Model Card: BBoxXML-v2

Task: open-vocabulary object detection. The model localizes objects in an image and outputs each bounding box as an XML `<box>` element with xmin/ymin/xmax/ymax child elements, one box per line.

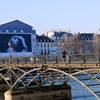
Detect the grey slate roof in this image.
<box><xmin>36</xmin><ymin>35</ymin><xmax>54</xmax><ymax>42</ymax></box>
<box><xmin>54</xmin><ymin>31</ymin><xmax>72</xmax><ymax>37</ymax></box>
<box><xmin>0</xmin><ymin>20</ymin><xmax>36</xmax><ymax>33</ymax></box>
<box><xmin>0</xmin><ymin>20</ymin><xmax>33</xmax><ymax>30</ymax></box>
<box><xmin>79</xmin><ymin>33</ymin><xmax>94</xmax><ymax>40</ymax></box>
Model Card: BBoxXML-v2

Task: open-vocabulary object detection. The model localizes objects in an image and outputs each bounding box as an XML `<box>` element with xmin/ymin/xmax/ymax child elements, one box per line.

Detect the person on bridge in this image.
<box><xmin>61</xmin><ymin>50</ymin><xmax>66</xmax><ymax>62</ymax></box>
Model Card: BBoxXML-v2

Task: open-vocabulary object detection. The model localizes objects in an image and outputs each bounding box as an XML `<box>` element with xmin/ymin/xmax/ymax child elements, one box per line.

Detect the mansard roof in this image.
<box><xmin>36</xmin><ymin>35</ymin><xmax>54</xmax><ymax>42</ymax></box>
<box><xmin>79</xmin><ymin>33</ymin><xmax>94</xmax><ymax>40</ymax></box>
<box><xmin>54</xmin><ymin>31</ymin><xmax>72</xmax><ymax>37</ymax></box>
<box><xmin>0</xmin><ymin>20</ymin><xmax>33</xmax><ymax>30</ymax></box>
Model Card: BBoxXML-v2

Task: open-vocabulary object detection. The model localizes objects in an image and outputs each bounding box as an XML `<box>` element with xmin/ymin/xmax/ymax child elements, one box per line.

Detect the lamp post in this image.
<box><xmin>8</xmin><ymin>42</ymin><xmax>12</xmax><ymax>64</ymax></box>
<box><xmin>8</xmin><ymin>41</ymin><xmax>13</xmax><ymax>89</ymax></box>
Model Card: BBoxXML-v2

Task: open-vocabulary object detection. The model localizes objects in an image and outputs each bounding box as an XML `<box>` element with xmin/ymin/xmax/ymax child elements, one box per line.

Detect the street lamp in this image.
<box><xmin>8</xmin><ymin>41</ymin><xmax>13</xmax><ymax>89</ymax></box>
<box><xmin>8</xmin><ymin>41</ymin><xmax>12</xmax><ymax>64</ymax></box>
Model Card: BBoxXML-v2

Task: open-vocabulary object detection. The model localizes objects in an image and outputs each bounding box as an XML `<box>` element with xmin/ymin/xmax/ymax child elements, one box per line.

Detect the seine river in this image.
<box><xmin>68</xmin><ymin>79</ymin><xmax>99</xmax><ymax>100</ymax></box>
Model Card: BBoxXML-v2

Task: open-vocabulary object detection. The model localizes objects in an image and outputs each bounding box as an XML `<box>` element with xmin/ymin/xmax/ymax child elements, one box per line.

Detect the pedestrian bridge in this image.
<box><xmin>0</xmin><ymin>54</ymin><xmax>100</xmax><ymax>100</ymax></box>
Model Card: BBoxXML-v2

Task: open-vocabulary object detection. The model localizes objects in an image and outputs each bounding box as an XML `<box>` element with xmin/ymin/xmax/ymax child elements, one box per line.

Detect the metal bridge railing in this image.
<box><xmin>0</xmin><ymin>53</ymin><xmax>100</xmax><ymax>64</ymax></box>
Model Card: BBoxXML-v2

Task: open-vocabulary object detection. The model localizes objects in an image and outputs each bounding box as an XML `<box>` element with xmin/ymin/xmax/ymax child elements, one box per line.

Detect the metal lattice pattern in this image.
<box><xmin>0</xmin><ymin>64</ymin><xmax>100</xmax><ymax>99</ymax></box>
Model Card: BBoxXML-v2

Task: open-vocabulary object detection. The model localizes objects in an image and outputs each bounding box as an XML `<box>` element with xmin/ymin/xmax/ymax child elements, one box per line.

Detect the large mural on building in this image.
<box><xmin>0</xmin><ymin>34</ymin><xmax>32</xmax><ymax>56</ymax></box>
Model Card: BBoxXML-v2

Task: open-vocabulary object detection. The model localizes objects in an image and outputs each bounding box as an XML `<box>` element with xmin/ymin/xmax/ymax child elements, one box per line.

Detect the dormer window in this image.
<box><xmin>88</xmin><ymin>36</ymin><xmax>90</xmax><ymax>40</ymax></box>
<box><xmin>90</xmin><ymin>36</ymin><xmax>92</xmax><ymax>40</ymax></box>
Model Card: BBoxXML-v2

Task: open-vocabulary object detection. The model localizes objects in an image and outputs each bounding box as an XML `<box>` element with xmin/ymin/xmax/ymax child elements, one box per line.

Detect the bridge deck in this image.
<box><xmin>0</xmin><ymin>63</ymin><xmax>99</xmax><ymax>69</ymax></box>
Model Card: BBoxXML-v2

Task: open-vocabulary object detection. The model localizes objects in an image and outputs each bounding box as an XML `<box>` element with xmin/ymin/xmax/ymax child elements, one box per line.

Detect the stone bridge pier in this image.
<box><xmin>4</xmin><ymin>89</ymin><xmax>13</xmax><ymax>100</ymax></box>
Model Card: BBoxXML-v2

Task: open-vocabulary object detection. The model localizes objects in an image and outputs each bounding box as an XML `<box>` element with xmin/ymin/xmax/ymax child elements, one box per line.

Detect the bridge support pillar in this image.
<box><xmin>4</xmin><ymin>89</ymin><xmax>13</xmax><ymax>100</ymax></box>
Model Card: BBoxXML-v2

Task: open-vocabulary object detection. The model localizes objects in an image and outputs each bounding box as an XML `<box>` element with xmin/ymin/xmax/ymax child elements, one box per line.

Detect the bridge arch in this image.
<box><xmin>0</xmin><ymin>67</ymin><xmax>27</xmax><ymax>88</ymax></box>
<box><xmin>12</xmin><ymin>68</ymin><xmax>41</xmax><ymax>88</ymax></box>
<box><xmin>47</xmin><ymin>68</ymin><xmax>100</xmax><ymax>100</ymax></box>
<box><xmin>12</xmin><ymin>67</ymin><xmax>100</xmax><ymax>100</ymax></box>
<box><xmin>0</xmin><ymin>66</ymin><xmax>99</xmax><ymax>99</ymax></box>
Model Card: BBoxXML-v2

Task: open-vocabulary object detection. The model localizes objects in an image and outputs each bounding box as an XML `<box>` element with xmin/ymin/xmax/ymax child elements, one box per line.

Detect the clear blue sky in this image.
<box><xmin>0</xmin><ymin>0</ymin><xmax>100</xmax><ymax>34</ymax></box>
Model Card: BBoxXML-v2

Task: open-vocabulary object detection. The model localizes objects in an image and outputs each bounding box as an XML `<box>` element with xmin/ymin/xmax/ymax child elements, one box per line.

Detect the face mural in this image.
<box><xmin>0</xmin><ymin>34</ymin><xmax>32</xmax><ymax>53</ymax></box>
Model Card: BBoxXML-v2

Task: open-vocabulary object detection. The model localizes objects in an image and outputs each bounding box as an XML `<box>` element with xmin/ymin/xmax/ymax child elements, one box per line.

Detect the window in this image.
<box><xmin>6</xmin><ymin>30</ymin><xmax>9</xmax><ymax>33</ymax></box>
<box><xmin>9</xmin><ymin>30</ymin><xmax>14</xmax><ymax>32</ymax></box>
<box><xmin>1</xmin><ymin>30</ymin><xmax>6</xmax><ymax>32</ymax></box>
<box><xmin>41</xmin><ymin>44</ymin><xmax>42</xmax><ymax>47</ymax></box>
<box><xmin>16</xmin><ymin>30</ymin><xmax>21</xmax><ymax>33</ymax></box>
<box><xmin>41</xmin><ymin>49</ymin><xmax>43</xmax><ymax>54</ymax></box>
<box><xmin>48</xmin><ymin>49</ymin><xmax>49</xmax><ymax>54</ymax></box>
<box><xmin>21</xmin><ymin>30</ymin><xmax>23</xmax><ymax>33</ymax></box>
<box><xmin>44</xmin><ymin>44</ymin><xmax>46</xmax><ymax>47</ymax></box>
<box><xmin>44</xmin><ymin>49</ymin><xmax>46</xmax><ymax>54</ymax></box>
<box><xmin>48</xmin><ymin>44</ymin><xmax>49</xmax><ymax>47</ymax></box>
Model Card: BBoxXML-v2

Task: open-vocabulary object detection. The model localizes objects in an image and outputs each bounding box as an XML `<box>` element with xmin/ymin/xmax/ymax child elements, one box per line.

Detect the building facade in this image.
<box><xmin>46</xmin><ymin>30</ymin><xmax>73</xmax><ymax>54</ymax></box>
<box><xmin>36</xmin><ymin>34</ymin><xmax>56</xmax><ymax>55</ymax></box>
<box><xmin>46</xmin><ymin>30</ymin><xmax>72</xmax><ymax>44</ymax></box>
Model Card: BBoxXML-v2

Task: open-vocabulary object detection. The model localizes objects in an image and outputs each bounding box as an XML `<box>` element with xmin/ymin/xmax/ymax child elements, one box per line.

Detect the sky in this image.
<box><xmin>0</xmin><ymin>0</ymin><xmax>100</xmax><ymax>34</ymax></box>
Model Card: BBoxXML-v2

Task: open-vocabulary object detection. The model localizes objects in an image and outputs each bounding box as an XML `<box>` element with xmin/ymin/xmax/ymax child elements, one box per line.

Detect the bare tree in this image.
<box><xmin>93</xmin><ymin>34</ymin><xmax>100</xmax><ymax>53</ymax></box>
<box><xmin>60</xmin><ymin>34</ymin><xmax>75</xmax><ymax>54</ymax></box>
<box><xmin>60</xmin><ymin>33</ymin><xmax>81</xmax><ymax>54</ymax></box>
<box><xmin>72</xmin><ymin>34</ymin><xmax>80</xmax><ymax>54</ymax></box>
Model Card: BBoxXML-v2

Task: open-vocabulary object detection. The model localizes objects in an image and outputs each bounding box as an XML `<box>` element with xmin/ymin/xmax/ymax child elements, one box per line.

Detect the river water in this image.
<box><xmin>68</xmin><ymin>79</ymin><xmax>98</xmax><ymax>100</ymax></box>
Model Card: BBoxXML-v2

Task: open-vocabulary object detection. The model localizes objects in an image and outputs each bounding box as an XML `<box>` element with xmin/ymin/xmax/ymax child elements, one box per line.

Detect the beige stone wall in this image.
<box><xmin>12</xmin><ymin>89</ymin><xmax>71</xmax><ymax>100</ymax></box>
